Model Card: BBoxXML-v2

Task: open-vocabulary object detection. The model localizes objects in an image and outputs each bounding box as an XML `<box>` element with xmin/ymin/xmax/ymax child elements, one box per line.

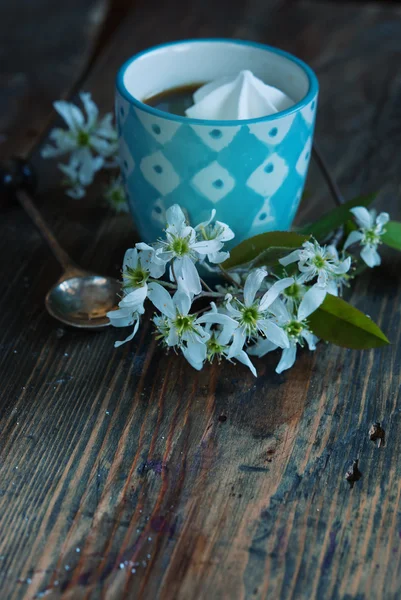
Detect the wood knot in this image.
<box><xmin>369</xmin><ymin>422</ymin><xmax>385</xmax><ymax>447</ymax></box>
<box><xmin>345</xmin><ymin>459</ymin><xmax>362</xmax><ymax>489</ymax></box>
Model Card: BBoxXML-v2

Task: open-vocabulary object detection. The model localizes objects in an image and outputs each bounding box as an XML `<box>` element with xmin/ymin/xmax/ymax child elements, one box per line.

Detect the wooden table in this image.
<box><xmin>1</xmin><ymin>1</ymin><xmax>401</xmax><ymax>598</ymax></box>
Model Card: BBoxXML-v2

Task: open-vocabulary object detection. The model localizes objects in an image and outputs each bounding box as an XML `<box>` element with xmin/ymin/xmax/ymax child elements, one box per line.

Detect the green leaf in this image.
<box><xmin>382</xmin><ymin>221</ymin><xmax>401</xmax><ymax>251</ymax></box>
<box><xmin>300</xmin><ymin>193</ymin><xmax>376</xmax><ymax>240</ymax></box>
<box><xmin>308</xmin><ymin>294</ymin><xmax>389</xmax><ymax>349</ymax></box>
<box><xmin>222</xmin><ymin>232</ymin><xmax>310</xmax><ymax>270</ymax></box>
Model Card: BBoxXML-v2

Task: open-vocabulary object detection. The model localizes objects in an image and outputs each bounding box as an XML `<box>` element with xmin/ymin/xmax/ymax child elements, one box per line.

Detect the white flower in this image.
<box><xmin>119</xmin><ymin>246</ymin><xmax>166</xmax><ymax>310</ymax></box>
<box><xmin>248</xmin><ymin>286</ymin><xmax>322</xmax><ymax>373</ymax></box>
<box><xmin>104</xmin><ymin>176</ymin><xmax>129</xmax><ymax>213</ymax></box>
<box><xmin>279</xmin><ymin>240</ymin><xmax>351</xmax><ymax>290</ymax></box>
<box><xmin>225</xmin><ymin>268</ymin><xmax>294</xmax><ymax>358</ymax></box>
<box><xmin>41</xmin><ymin>92</ymin><xmax>118</xmax><ymax>185</ymax></box>
<box><xmin>107</xmin><ymin>309</ymin><xmax>141</xmax><ymax>348</ymax></box>
<box><xmin>107</xmin><ymin>247</ymin><xmax>166</xmax><ymax>347</ymax></box>
<box><xmin>195</xmin><ymin>209</ymin><xmax>235</xmax><ymax>264</ymax></box>
<box><xmin>202</xmin><ymin>303</ymin><xmax>257</xmax><ymax>376</ymax></box>
<box><xmin>344</xmin><ymin>206</ymin><xmax>389</xmax><ymax>268</ymax></box>
<box><xmin>149</xmin><ymin>281</ymin><xmax>236</xmax><ymax>371</ymax></box>
<box><xmin>58</xmin><ymin>155</ymin><xmax>103</xmax><ymax>199</ymax></box>
<box><xmin>154</xmin><ymin>205</ymin><xmax>226</xmax><ymax>295</ymax></box>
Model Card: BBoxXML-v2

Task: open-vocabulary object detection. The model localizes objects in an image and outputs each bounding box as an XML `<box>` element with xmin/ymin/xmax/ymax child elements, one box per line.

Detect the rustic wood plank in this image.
<box><xmin>1</xmin><ymin>1</ymin><xmax>401</xmax><ymax>599</ymax></box>
<box><xmin>0</xmin><ymin>0</ymin><xmax>108</xmax><ymax>160</ymax></box>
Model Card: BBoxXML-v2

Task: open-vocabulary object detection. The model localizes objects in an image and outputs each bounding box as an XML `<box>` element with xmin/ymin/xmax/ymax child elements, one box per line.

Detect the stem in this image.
<box><xmin>312</xmin><ymin>143</ymin><xmax>345</xmax><ymax>207</ymax></box>
<box><xmin>171</xmin><ymin>262</ymin><xmax>178</xmax><ymax>285</ymax></box>
<box><xmin>200</xmin><ymin>276</ymin><xmax>214</xmax><ymax>293</ymax></box>
<box><xmin>148</xmin><ymin>278</ymin><xmax>176</xmax><ymax>289</ymax></box>
<box><xmin>193</xmin><ymin>291</ymin><xmax>226</xmax><ymax>300</ymax></box>
<box><xmin>218</xmin><ymin>264</ymin><xmax>239</xmax><ymax>287</ymax></box>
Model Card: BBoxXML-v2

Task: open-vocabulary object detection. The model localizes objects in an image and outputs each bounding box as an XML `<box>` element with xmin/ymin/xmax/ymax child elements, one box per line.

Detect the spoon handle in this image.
<box><xmin>16</xmin><ymin>187</ymin><xmax>75</xmax><ymax>273</ymax></box>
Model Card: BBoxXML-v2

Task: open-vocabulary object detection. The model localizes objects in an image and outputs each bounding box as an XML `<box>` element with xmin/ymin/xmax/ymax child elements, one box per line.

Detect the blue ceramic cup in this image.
<box><xmin>116</xmin><ymin>39</ymin><xmax>318</xmax><ymax>245</ymax></box>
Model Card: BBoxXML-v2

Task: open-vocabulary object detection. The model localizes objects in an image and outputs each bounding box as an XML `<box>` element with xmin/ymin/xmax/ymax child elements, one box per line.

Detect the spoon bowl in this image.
<box><xmin>46</xmin><ymin>273</ymin><xmax>121</xmax><ymax>329</ymax></box>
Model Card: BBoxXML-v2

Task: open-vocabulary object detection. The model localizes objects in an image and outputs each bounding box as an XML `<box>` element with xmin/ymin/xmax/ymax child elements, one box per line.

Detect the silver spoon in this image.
<box><xmin>1</xmin><ymin>159</ymin><xmax>121</xmax><ymax>329</ymax></box>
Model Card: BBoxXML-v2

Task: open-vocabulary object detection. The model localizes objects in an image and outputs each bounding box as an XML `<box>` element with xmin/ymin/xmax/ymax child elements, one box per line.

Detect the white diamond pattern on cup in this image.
<box><xmin>151</xmin><ymin>198</ymin><xmax>167</xmax><ymax>227</ymax></box>
<box><xmin>189</xmin><ymin>124</ymin><xmax>241</xmax><ymax>152</ymax></box>
<box><xmin>247</xmin><ymin>198</ymin><xmax>276</xmax><ymax>235</ymax></box>
<box><xmin>295</xmin><ymin>137</ymin><xmax>312</xmax><ymax>177</ymax></box>
<box><xmin>190</xmin><ymin>160</ymin><xmax>235</xmax><ymax>204</ymax></box>
<box><xmin>140</xmin><ymin>150</ymin><xmax>180</xmax><ymax>195</ymax></box>
<box><xmin>248</xmin><ymin>113</ymin><xmax>296</xmax><ymax>146</ymax></box>
<box><xmin>299</xmin><ymin>100</ymin><xmax>316</xmax><ymax>126</ymax></box>
<box><xmin>119</xmin><ymin>138</ymin><xmax>135</xmax><ymax>177</ymax></box>
<box><xmin>246</xmin><ymin>153</ymin><xmax>289</xmax><ymax>198</ymax></box>
<box><xmin>133</xmin><ymin>107</ymin><xmax>182</xmax><ymax>144</ymax></box>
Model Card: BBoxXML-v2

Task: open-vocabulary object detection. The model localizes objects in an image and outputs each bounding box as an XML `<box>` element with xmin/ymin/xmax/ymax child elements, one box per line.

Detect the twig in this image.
<box><xmin>148</xmin><ymin>278</ymin><xmax>176</xmax><ymax>289</ymax></box>
<box><xmin>171</xmin><ymin>262</ymin><xmax>178</xmax><ymax>284</ymax></box>
<box><xmin>200</xmin><ymin>276</ymin><xmax>214</xmax><ymax>293</ymax></box>
<box><xmin>218</xmin><ymin>264</ymin><xmax>239</xmax><ymax>287</ymax></box>
<box><xmin>193</xmin><ymin>291</ymin><xmax>226</xmax><ymax>300</ymax></box>
<box><xmin>312</xmin><ymin>143</ymin><xmax>345</xmax><ymax>207</ymax></box>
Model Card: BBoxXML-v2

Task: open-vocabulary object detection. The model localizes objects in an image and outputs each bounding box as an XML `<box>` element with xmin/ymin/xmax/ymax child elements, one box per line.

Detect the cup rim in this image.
<box><xmin>116</xmin><ymin>38</ymin><xmax>319</xmax><ymax>127</ymax></box>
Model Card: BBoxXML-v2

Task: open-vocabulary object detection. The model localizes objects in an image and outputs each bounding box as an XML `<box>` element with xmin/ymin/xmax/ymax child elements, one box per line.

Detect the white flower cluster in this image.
<box><xmin>108</xmin><ymin>204</ymin><xmax>356</xmax><ymax>376</ymax></box>
<box><xmin>344</xmin><ymin>207</ymin><xmax>389</xmax><ymax>267</ymax></box>
<box><xmin>41</xmin><ymin>93</ymin><xmax>120</xmax><ymax>201</ymax></box>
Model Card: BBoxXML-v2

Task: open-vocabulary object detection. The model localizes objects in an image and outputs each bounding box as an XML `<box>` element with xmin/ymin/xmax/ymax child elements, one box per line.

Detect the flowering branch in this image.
<box><xmin>40</xmin><ymin>94</ymin><xmax>400</xmax><ymax>376</ymax></box>
<box><xmin>105</xmin><ymin>202</ymin><xmax>393</xmax><ymax>376</ymax></box>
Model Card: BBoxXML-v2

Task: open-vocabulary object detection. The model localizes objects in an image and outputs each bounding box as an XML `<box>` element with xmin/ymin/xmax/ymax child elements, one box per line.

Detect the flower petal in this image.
<box><xmin>233</xmin><ymin>350</ymin><xmax>257</xmax><ymax>377</ymax></box>
<box><xmin>148</xmin><ymin>282</ymin><xmax>175</xmax><ymax>318</ymax></box>
<box><xmin>350</xmin><ymin>206</ymin><xmax>372</xmax><ymax>229</ymax></box>
<box><xmin>80</xmin><ymin>92</ymin><xmax>99</xmax><ymax>129</ymax></box>
<box><xmin>114</xmin><ymin>319</ymin><xmax>140</xmax><ymax>348</ymax></box>
<box><xmin>107</xmin><ymin>306</ymin><xmax>136</xmax><ymax>328</ymax></box>
<box><xmin>75</xmin><ymin>147</ymin><xmax>99</xmax><ymax>185</ymax></box>
<box><xmin>174</xmin><ymin>256</ymin><xmax>201</xmax><ymax>295</ymax></box>
<box><xmin>96</xmin><ymin>113</ymin><xmax>117</xmax><ymax>139</ymax></box>
<box><xmin>166</xmin><ymin>204</ymin><xmax>186</xmax><ymax>235</ymax></box>
<box><xmin>54</xmin><ymin>100</ymin><xmax>85</xmax><ymax>133</ymax></box>
<box><xmin>183</xmin><ymin>338</ymin><xmax>207</xmax><ymax>368</ymax></box>
<box><xmin>276</xmin><ymin>345</ymin><xmax>297</xmax><ymax>373</ymax></box>
<box><xmin>302</xmin><ymin>330</ymin><xmax>319</xmax><ymax>351</ymax></box>
<box><xmin>343</xmin><ymin>230</ymin><xmax>364</xmax><ymax>250</ymax></box>
<box><xmin>361</xmin><ymin>245</ymin><xmax>381</xmax><ymax>267</ymax></box>
<box><xmin>192</xmin><ymin>238</ymin><xmax>222</xmax><ymax>255</ymax></box>
<box><xmin>244</xmin><ymin>268</ymin><xmax>267</xmax><ymax>307</ymax></box>
<box><xmin>227</xmin><ymin>328</ymin><xmax>246</xmax><ymax>358</ymax></box>
<box><xmin>247</xmin><ymin>337</ymin><xmax>278</xmax><ymax>357</ymax></box>
<box><xmin>297</xmin><ymin>285</ymin><xmax>327</xmax><ymax>320</ymax></box>
<box><xmin>215</xmin><ymin>221</ymin><xmax>235</xmax><ymax>242</ymax></box>
<box><xmin>259</xmin><ymin>277</ymin><xmax>294</xmax><ymax>312</ymax></box>
<box><xmin>90</xmin><ymin>134</ymin><xmax>117</xmax><ymax>157</ymax></box>
<box><xmin>174</xmin><ymin>288</ymin><xmax>191</xmax><ymax>316</ymax></box>
<box><xmin>268</xmin><ymin>297</ymin><xmax>290</xmax><ymax>322</ymax></box>
<box><xmin>119</xmin><ymin>284</ymin><xmax>147</xmax><ymax>310</ymax></box>
<box><xmin>279</xmin><ymin>249</ymin><xmax>301</xmax><ymax>267</ymax></box>
<box><xmin>197</xmin><ymin>312</ymin><xmax>238</xmax><ymax>328</ymax></box>
<box><xmin>194</xmin><ymin>209</ymin><xmax>216</xmax><ymax>230</ymax></box>
<box><xmin>258</xmin><ymin>319</ymin><xmax>290</xmax><ymax>349</ymax></box>
<box><xmin>207</xmin><ymin>251</ymin><xmax>230</xmax><ymax>264</ymax></box>
<box><xmin>123</xmin><ymin>248</ymin><xmax>139</xmax><ymax>271</ymax></box>
<box><xmin>333</xmin><ymin>256</ymin><xmax>352</xmax><ymax>275</ymax></box>
<box><xmin>376</xmin><ymin>212</ymin><xmax>390</xmax><ymax>228</ymax></box>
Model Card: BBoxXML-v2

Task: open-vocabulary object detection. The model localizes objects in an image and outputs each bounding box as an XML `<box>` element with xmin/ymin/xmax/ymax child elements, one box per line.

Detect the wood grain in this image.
<box><xmin>1</xmin><ymin>1</ymin><xmax>401</xmax><ymax>599</ymax></box>
<box><xmin>0</xmin><ymin>0</ymin><xmax>108</xmax><ymax>160</ymax></box>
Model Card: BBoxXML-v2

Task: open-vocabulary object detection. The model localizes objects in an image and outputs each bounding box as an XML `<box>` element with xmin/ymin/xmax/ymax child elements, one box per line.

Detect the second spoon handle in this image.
<box><xmin>16</xmin><ymin>188</ymin><xmax>75</xmax><ymax>273</ymax></box>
